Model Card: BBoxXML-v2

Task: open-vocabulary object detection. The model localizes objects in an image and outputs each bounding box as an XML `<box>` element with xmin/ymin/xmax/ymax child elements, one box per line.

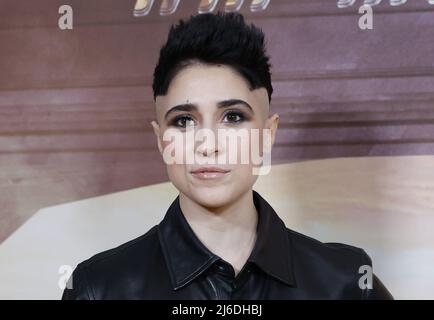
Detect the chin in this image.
<box><xmin>189</xmin><ymin>186</ymin><xmax>236</xmax><ymax>209</ymax></box>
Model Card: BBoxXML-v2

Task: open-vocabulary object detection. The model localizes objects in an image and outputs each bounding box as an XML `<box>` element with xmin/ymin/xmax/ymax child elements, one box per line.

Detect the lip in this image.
<box><xmin>190</xmin><ymin>167</ymin><xmax>230</xmax><ymax>180</ymax></box>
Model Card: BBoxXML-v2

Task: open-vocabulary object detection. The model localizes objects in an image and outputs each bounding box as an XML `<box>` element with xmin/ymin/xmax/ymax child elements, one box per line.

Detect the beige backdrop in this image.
<box><xmin>0</xmin><ymin>156</ymin><xmax>433</xmax><ymax>299</ymax></box>
<box><xmin>2</xmin><ymin>0</ymin><xmax>434</xmax><ymax>246</ymax></box>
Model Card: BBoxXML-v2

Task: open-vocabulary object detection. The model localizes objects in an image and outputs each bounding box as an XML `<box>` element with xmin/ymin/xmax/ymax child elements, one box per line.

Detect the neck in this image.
<box><xmin>179</xmin><ymin>190</ymin><xmax>258</xmax><ymax>276</ymax></box>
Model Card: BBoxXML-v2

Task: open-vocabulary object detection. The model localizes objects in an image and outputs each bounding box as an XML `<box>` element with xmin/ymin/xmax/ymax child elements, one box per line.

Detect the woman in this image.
<box><xmin>62</xmin><ymin>12</ymin><xmax>393</xmax><ymax>300</ymax></box>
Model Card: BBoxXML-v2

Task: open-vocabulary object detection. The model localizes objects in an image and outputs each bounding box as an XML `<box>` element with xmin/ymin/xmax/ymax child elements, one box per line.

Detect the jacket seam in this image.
<box><xmin>84</xmin><ymin>227</ymin><xmax>158</xmax><ymax>267</ymax></box>
<box><xmin>206</xmin><ymin>277</ymin><xmax>219</xmax><ymax>300</ymax></box>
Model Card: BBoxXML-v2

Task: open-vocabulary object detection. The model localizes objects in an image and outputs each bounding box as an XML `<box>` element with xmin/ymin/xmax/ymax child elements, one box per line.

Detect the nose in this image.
<box><xmin>195</xmin><ymin>128</ymin><xmax>219</xmax><ymax>157</ymax></box>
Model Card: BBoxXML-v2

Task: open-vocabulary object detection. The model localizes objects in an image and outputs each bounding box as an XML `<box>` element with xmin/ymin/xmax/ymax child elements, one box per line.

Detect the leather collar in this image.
<box><xmin>158</xmin><ymin>190</ymin><xmax>296</xmax><ymax>290</ymax></box>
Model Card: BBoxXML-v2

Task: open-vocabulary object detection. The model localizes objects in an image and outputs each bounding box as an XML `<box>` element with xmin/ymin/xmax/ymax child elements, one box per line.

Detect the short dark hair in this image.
<box><xmin>152</xmin><ymin>11</ymin><xmax>273</xmax><ymax>102</ymax></box>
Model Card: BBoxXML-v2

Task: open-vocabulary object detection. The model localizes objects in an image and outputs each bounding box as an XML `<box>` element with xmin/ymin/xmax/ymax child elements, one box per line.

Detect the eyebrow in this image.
<box><xmin>164</xmin><ymin>99</ymin><xmax>253</xmax><ymax>120</ymax></box>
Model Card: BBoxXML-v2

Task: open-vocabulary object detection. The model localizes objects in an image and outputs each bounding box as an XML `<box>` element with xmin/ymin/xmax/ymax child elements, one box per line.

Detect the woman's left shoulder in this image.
<box><xmin>286</xmin><ymin>228</ymin><xmax>394</xmax><ymax>299</ymax></box>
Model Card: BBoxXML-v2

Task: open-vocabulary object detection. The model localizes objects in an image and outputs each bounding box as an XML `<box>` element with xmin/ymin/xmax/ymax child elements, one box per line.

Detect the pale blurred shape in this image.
<box><xmin>133</xmin><ymin>0</ymin><xmax>155</xmax><ymax>17</ymax></box>
<box><xmin>250</xmin><ymin>0</ymin><xmax>270</xmax><ymax>12</ymax></box>
<box><xmin>198</xmin><ymin>0</ymin><xmax>219</xmax><ymax>13</ymax></box>
<box><xmin>160</xmin><ymin>0</ymin><xmax>180</xmax><ymax>16</ymax></box>
<box><xmin>224</xmin><ymin>0</ymin><xmax>244</xmax><ymax>12</ymax></box>
<box><xmin>389</xmin><ymin>0</ymin><xmax>407</xmax><ymax>6</ymax></box>
<box><xmin>337</xmin><ymin>0</ymin><xmax>357</xmax><ymax>8</ymax></box>
<box><xmin>364</xmin><ymin>0</ymin><xmax>382</xmax><ymax>6</ymax></box>
<box><xmin>0</xmin><ymin>156</ymin><xmax>433</xmax><ymax>299</ymax></box>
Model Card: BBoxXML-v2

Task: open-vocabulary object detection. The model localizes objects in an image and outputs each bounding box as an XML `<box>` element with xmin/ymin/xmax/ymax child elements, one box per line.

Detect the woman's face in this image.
<box><xmin>152</xmin><ymin>63</ymin><xmax>279</xmax><ymax>209</ymax></box>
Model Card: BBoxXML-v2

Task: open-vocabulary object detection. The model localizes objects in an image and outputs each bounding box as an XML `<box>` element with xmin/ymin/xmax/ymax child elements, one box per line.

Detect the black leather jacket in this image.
<box><xmin>62</xmin><ymin>190</ymin><xmax>393</xmax><ymax>300</ymax></box>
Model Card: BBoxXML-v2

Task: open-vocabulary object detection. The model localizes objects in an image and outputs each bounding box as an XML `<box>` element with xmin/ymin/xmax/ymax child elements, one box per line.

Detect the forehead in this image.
<box><xmin>155</xmin><ymin>64</ymin><xmax>269</xmax><ymax>116</ymax></box>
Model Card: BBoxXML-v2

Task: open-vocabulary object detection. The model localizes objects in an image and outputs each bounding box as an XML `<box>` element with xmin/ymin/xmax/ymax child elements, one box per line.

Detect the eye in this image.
<box><xmin>170</xmin><ymin>115</ymin><xmax>196</xmax><ymax>128</ymax></box>
<box><xmin>223</xmin><ymin>111</ymin><xmax>245</xmax><ymax>123</ymax></box>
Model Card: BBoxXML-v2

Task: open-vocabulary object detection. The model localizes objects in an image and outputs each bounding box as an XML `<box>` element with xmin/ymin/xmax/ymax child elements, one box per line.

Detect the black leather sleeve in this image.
<box><xmin>61</xmin><ymin>263</ymin><xmax>94</xmax><ymax>300</ymax></box>
<box><xmin>363</xmin><ymin>274</ymin><xmax>394</xmax><ymax>300</ymax></box>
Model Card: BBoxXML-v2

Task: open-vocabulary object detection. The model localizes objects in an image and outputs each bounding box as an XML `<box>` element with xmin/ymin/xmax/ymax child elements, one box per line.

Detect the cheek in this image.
<box><xmin>231</xmin><ymin>128</ymin><xmax>265</xmax><ymax>166</ymax></box>
<box><xmin>235</xmin><ymin>164</ymin><xmax>257</xmax><ymax>180</ymax></box>
<box><xmin>161</xmin><ymin>131</ymin><xmax>195</xmax><ymax>162</ymax></box>
<box><xmin>165</xmin><ymin>164</ymin><xmax>189</xmax><ymax>193</ymax></box>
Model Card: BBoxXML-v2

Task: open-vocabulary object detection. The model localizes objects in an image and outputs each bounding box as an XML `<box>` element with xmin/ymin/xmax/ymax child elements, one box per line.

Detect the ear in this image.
<box><xmin>265</xmin><ymin>113</ymin><xmax>279</xmax><ymax>149</ymax></box>
<box><xmin>151</xmin><ymin>120</ymin><xmax>163</xmax><ymax>154</ymax></box>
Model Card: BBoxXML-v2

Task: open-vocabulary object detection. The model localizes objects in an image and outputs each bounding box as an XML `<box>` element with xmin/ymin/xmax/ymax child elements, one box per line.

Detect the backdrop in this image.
<box><xmin>1</xmin><ymin>0</ymin><xmax>434</xmax><ymax>299</ymax></box>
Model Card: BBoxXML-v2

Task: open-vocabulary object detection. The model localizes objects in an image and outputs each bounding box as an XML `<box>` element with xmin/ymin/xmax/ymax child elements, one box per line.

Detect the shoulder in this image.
<box><xmin>287</xmin><ymin>227</ymin><xmax>371</xmax><ymax>266</ymax></box>
<box><xmin>80</xmin><ymin>225</ymin><xmax>160</xmax><ymax>270</ymax></box>
<box><xmin>62</xmin><ymin>225</ymin><xmax>161</xmax><ymax>300</ymax></box>
<box><xmin>286</xmin><ymin>228</ymin><xmax>393</xmax><ymax>299</ymax></box>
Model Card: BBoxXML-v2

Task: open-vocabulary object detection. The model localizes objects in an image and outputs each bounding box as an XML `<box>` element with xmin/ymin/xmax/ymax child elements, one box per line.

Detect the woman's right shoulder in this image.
<box><xmin>81</xmin><ymin>225</ymin><xmax>160</xmax><ymax>268</ymax></box>
<box><xmin>62</xmin><ymin>225</ymin><xmax>161</xmax><ymax>299</ymax></box>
